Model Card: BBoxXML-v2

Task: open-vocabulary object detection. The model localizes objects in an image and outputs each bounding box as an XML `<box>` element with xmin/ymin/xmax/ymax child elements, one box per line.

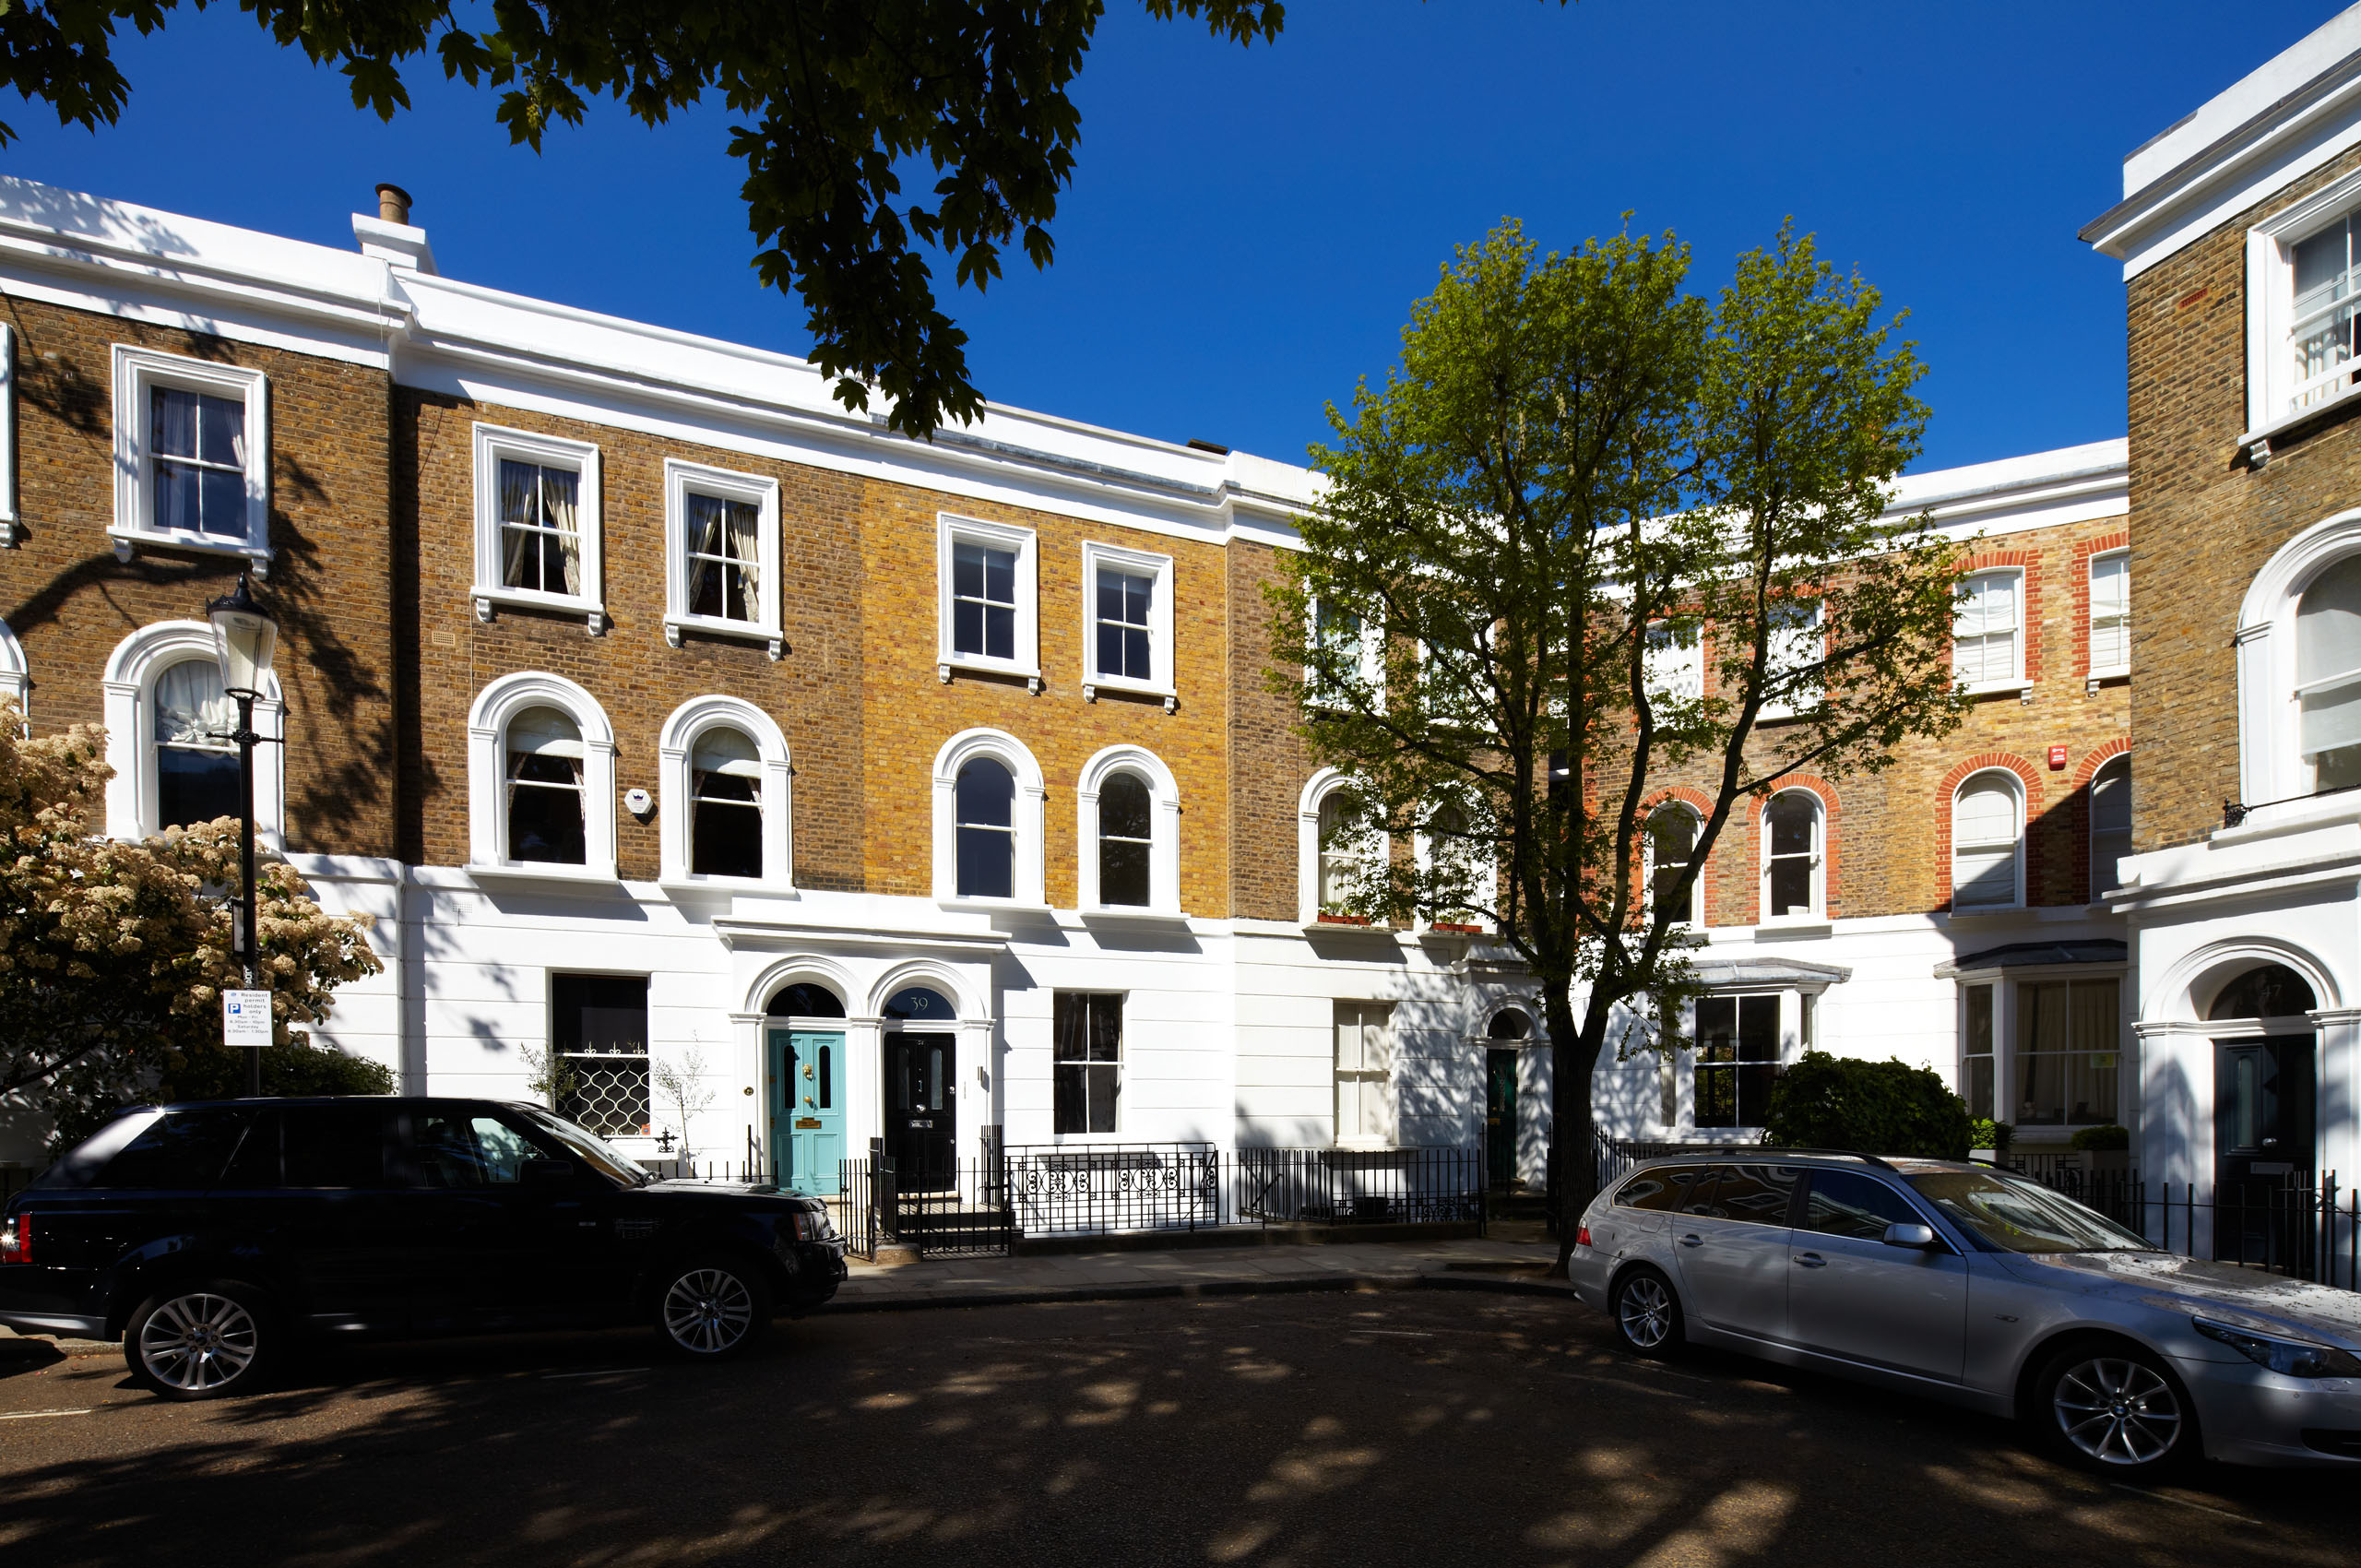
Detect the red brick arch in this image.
<box><xmin>1934</xmin><ymin>753</ymin><xmax>2045</xmax><ymax>912</ymax></box>
<box><xmin>2069</xmin><ymin>739</ymin><xmax>2133</xmax><ymax>903</ymax></box>
<box><xmin>1744</xmin><ymin>775</ymin><xmax>1842</xmax><ymax>921</ymax></box>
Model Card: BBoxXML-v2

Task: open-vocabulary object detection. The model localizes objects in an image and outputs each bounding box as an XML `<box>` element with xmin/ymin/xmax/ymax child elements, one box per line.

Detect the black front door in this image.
<box><xmin>2215</xmin><ymin>1035</ymin><xmax>2317</xmax><ymax>1270</ymax></box>
<box><xmin>885</xmin><ymin>1032</ymin><xmax>956</xmax><ymax>1192</ymax></box>
<box><xmin>1484</xmin><ymin>1049</ymin><xmax>1518</xmax><ymax>1190</ymax></box>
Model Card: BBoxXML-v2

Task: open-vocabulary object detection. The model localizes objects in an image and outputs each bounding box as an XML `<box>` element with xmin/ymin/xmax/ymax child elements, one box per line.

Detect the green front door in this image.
<box><xmin>768</xmin><ymin>1028</ymin><xmax>846</xmax><ymax>1194</ymax></box>
<box><xmin>1485</xmin><ymin>1048</ymin><xmax>1519</xmax><ymax>1190</ymax></box>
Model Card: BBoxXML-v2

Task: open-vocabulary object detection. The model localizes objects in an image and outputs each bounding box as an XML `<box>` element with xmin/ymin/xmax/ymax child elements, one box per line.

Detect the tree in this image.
<box><xmin>0</xmin><ymin>703</ymin><xmax>383</xmax><ymax>1147</ymax></box>
<box><xmin>653</xmin><ymin>1044</ymin><xmax>715</xmax><ymax>1164</ymax></box>
<box><xmin>1272</xmin><ymin>219</ymin><xmax>1965</xmax><ymax>1265</ymax></box>
<box><xmin>0</xmin><ymin>0</ymin><xmax>1297</xmax><ymax>440</ymax></box>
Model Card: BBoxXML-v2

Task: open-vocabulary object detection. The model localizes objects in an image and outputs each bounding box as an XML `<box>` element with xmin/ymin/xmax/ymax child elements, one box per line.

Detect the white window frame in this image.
<box><xmin>0</xmin><ymin>616</ymin><xmax>26</xmax><ymax>718</ymax></box>
<box><xmin>1333</xmin><ymin>1001</ymin><xmax>1397</xmax><ymax>1149</ymax></box>
<box><xmin>656</xmin><ymin>695</ymin><xmax>793</xmax><ymax>889</ymax></box>
<box><xmin>936</xmin><ymin>515</ymin><xmax>1039</xmax><ymax>689</ymax></box>
<box><xmin>2245</xmin><ymin>171</ymin><xmax>2361</xmax><ymax>446</ymax></box>
<box><xmin>109</xmin><ymin>345</ymin><xmax>272</xmax><ymax>573</ymax></box>
<box><xmin>1643</xmin><ymin>619</ymin><xmax>1703</xmax><ymax>712</ymax></box>
<box><xmin>1075</xmin><ymin>744</ymin><xmax>1182</xmax><ymax>917</ymax></box>
<box><xmin>1951</xmin><ymin>768</ymin><xmax>2026</xmax><ymax>912</ymax></box>
<box><xmin>1646</xmin><ymin>803</ymin><xmax>1703</xmax><ymax>928</ymax></box>
<box><xmin>470</xmin><ymin>422</ymin><xmax>605</xmax><ymax>634</ymax></box>
<box><xmin>0</xmin><ymin>323</ymin><xmax>18</xmax><ymax>547</ymax></box>
<box><xmin>2234</xmin><ymin>510</ymin><xmax>2361</xmax><ymax>812</ymax></box>
<box><xmin>1413</xmin><ymin>799</ymin><xmax>1494</xmax><ymax>933</ymax></box>
<box><xmin>1756</xmin><ymin>600</ymin><xmax>1824</xmax><ymax>721</ymax></box>
<box><xmin>2089</xmin><ymin>754</ymin><xmax>2131</xmax><ymax>900</ymax></box>
<box><xmin>101</xmin><ymin>620</ymin><xmax>284</xmax><ymax>844</ymax></box>
<box><xmin>1306</xmin><ymin>596</ymin><xmax>1385</xmax><ymax>712</ymax></box>
<box><xmin>1298</xmin><ymin>767</ymin><xmax>1387</xmax><ymax>925</ymax></box>
<box><xmin>1948</xmin><ymin>968</ymin><xmax>2132</xmax><ymax>1134</ymax></box>
<box><xmin>1953</xmin><ymin>568</ymin><xmax>2027</xmax><ymax>695</ymax></box>
<box><xmin>662</xmin><ymin>459</ymin><xmax>782</xmax><ymax>658</ymax></box>
<box><xmin>1758</xmin><ymin>789</ymin><xmax>1825</xmax><ymax>924</ymax></box>
<box><xmin>931</xmin><ymin>727</ymin><xmax>1047</xmax><ymax>908</ymax></box>
<box><xmin>1680</xmin><ymin>990</ymin><xmax>1795</xmax><ymax>1135</ymax></box>
<box><xmin>1078</xmin><ymin>540</ymin><xmax>1176</xmax><ymax>709</ymax></box>
<box><xmin>2088</xmin><ymin>549</ymin><xmax>2130</xmax><ymax>681</ymax></box>
<box><xmin>466</xmin><ymin>671</ymin><xmax>618</xmax><ymax>882</ymax></box>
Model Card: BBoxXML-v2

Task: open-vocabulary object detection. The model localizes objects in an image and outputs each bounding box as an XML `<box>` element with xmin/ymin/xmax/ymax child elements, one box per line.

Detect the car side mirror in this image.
<box><xmin>1881</xmin><ymin>1221</ymin><xmax>1939</xmax><ymax>1250</ymax></box>
<box><xmin>521</xmin><ymin>1158</ymin><xmax>574</xmax><ymax>1187</ymax></box>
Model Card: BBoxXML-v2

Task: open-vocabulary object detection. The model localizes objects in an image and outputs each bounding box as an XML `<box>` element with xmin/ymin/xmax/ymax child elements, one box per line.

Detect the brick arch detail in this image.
<box><xmin>1743</xmin><ymin>775</ymin><xmax>1842</xmax><ymax>922</ymax></box>
<box><xmin>1934</xmin><ymin>753</ymin><xmax>2045</xmax><ymax>913</ymax></box>
<box><xmin>2069</xmin><ymin>739</ymin><xmax>2133</xmax><ymax>904</ymax></box>
<box><xmin>1959</xmin><ymin>548</ymin><xmax>2045</xmax><ymax>683</ymax></box>
<box><xmin>2070</xmin><ymin>532</ymin><xmax>2130</xmax><ymax>683</ymax></box>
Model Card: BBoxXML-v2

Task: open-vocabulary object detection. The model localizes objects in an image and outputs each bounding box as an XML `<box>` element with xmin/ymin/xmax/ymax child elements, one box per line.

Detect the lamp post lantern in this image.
<box><xmin>207</xmin><ymin>574</ymin><xmax>279</xmax><ymax>1098</ymax></box>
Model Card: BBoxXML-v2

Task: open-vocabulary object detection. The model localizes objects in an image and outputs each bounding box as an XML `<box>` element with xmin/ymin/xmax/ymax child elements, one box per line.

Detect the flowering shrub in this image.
<box><xmin>0</xmin><ymin>702</ymin><xmax>382</xmax><ymax>1146</ymax></box>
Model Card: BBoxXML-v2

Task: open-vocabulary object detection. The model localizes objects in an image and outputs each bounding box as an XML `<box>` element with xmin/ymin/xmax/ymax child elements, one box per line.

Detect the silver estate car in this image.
<box><xmin>1568</xmin><ymin>1152</ymin><xmax>2361</xmax><ymax>1476</ymax></box>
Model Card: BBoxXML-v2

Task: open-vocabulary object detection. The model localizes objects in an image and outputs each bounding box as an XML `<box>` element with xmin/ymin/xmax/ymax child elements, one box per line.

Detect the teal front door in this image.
<box><xmin>768</xmin><ymin>1028</ymin><xmax>846</xmax><ymax>1194</ymax></box>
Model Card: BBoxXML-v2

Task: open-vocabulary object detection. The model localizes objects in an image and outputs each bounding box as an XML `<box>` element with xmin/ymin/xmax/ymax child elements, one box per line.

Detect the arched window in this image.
<box><xmin>2089</xmin><ymin>755</ymin><xmax>2130</xmax><ymax>898</ymax></box>
<box><xmin>689</xmin><ymin>726</ymin><xmax>763</xmax><ymax>878</ymax></box>
<box><xmin>1299</xmin><ymin>769</ymin><xmax>1385</xmax><ymax>923</ymax></box>
<box><xmin>0</xmin><ymin>617</ymin><xmax>27</xmax><ymax>719</ymax></box>
<box><xmin>884</xmin><ymin>986</ymin><xmax>957</xmax><ymax>1023</ymax></box>
<box><xmin>506</xmin><ymin>706</ymin><xmax>587</xmax><ymax>865</ymax></box>
<box><xmin>2296</xmin><ymin>553</ymin><xmax>2361</xmax><ymax>790</ymax></box>
<box><xmin>1097</xmin><ymin>772</ymin><xmax>1153</xmax><ymax>907</ymax></box>
<box><xmin>2208</xmin><ymin>963</ymin><xmax>2317</xmax><ymax>1020</ymax></box>
<box><xmin>1319</xmin><ymin>791</ymin><xmax>1358</xmax><ymax>913</ymax></box>
<box><xmin>1952</xmin><ymin>771</ymin><xmax>2023</xmax><ymax>909</ymax></box>
<box><xmin>766</xmin><ymin>982</ymin><xmax>846</xmax><ymax>1018</ymax></box>
<box><xmin>955</xmin><ymin>758</ymin><xmax>1015</xmax><ymax>898</ymax></box>
<box><xmin>153</xmin><ymin>658</ymin><xmax>240</xmax><ymax>830</ymax></box>
<box><xmin>1762</xmin><ymin>791</ymin><xmax>1823</xmax><ymax>921</ymax></box>
<box><xmin>1488</xmin><ymin>1009</ymin><xmax>1532</xmax><ymax>1040</ymax></box>
<box><xmin>1648</xmin><ymin>806</ymin><xmax>1702</xmax><ymax>925</ymax></box>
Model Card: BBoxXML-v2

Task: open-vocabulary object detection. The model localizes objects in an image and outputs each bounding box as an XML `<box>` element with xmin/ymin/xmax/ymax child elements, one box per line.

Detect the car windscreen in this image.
<box><xmin>521</xmin><ymin>1109</ymin><xmax>649</xmax><ymax>1186</ymax></box>
<box><xmin>1905</xmin><ymin>1169</ymin><xmax>2153</xmax><ymax>1254</ymax></box>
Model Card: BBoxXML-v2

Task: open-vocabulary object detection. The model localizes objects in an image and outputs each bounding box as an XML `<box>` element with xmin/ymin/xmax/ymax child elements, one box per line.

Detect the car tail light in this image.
<box><xmin>1574</xmin><ymin>1225</ymin><xmax>1592</xmax><ymax>1249</ymax></box>
<box><xmin>0</xmin><ymin>1215</ymin><xmax>29</xmax><ymax>1264</ymax></box>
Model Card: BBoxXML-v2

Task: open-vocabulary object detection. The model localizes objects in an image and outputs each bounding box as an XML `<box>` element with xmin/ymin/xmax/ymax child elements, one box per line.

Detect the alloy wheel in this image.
<box><xmin>1619</xmin><ymin>1276</ymin><xmax>1673</xmax><ymax>1349</ymax></box>
<box><xmin>2052</xmin><ymin>1357</ymin><xmax>2184</xmax><ymax>1467</ymax></box>
<box><xmin>662</xmin><ymin>1267</ymin><xmax>755</xmax><ymax>1355</ymax></box>
<box><xmin>137</xmin><ymin>1292</ymin><xmax>260</xmax><ymax>1395</ymax></box>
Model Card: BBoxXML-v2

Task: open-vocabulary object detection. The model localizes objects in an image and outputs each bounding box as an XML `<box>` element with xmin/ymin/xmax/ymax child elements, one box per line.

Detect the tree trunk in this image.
<box><xmin>1544</xmin><ymin>979</ymin><xmax>1600</xmax><ymax>1277</ymax></box>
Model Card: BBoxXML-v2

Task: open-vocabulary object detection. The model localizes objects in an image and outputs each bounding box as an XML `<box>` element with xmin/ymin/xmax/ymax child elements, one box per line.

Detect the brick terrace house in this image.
<box><xmin>2081</xmin><ymin>3</ymin><xmax>2361</xmax><ymax>1223</ymax></box>
<box><xmin>0</xmin><ymin>172</ymin><xmax>2142</xmax><ymax>1184</ymax></box>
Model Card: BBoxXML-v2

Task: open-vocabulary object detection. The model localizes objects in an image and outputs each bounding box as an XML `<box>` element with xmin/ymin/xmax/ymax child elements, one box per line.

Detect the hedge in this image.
<box><xmin>1762</xmin><ymin>1051</ymin><xmax>1975</xmax><ymax>1160</ymax></box>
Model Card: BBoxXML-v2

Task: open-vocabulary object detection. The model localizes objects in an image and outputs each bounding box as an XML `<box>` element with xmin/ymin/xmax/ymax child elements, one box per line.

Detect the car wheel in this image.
<box><xmin>654</xmin><ymin>1256</ymin><xmax>771</xmax><ymax>1360</ymax></box>
<box><xmin>1611</xmin><ymin>1267</ymin><xmax>1684</xmax><ymax>1359</ymax></box>
<box><xmin>125</xmin><ymin>1283</ymin><xmax>274</xmax><ymax>1401</ymax></box>
<box><xmin>2033</xmin><ymin>1341</ymin><xmax>2197</xmax><ymax>1478</ymax></box>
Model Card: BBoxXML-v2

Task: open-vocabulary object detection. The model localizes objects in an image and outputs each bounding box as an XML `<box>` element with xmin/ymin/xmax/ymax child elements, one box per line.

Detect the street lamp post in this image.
<box><xmin>207</xmin><ymin>575</ymin><xmax>279</xmax><ymax>1099</ymax></box>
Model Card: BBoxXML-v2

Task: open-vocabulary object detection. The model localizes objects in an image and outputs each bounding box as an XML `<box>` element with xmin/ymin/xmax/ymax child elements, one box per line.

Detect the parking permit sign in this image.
<box><xmin>222</xmin><ymin>990</ymin><xmax>273</xmax><ymax>1048</ymax></box>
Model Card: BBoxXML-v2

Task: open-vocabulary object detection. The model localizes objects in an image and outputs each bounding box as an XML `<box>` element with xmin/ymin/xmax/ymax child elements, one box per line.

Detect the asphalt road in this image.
<box><xmin>0</xmin><ymin>1288</ymin><xmax>2350</xmax><ymax>1568</ymax></box>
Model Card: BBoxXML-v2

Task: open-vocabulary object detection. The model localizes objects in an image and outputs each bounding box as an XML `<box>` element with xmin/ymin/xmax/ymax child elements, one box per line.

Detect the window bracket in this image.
<box><xmin>665</xmin><ymin>624</ymin><xmax>683</xmax><ymax>648</ymax></box>
<box><xmin>766</xmin><ymin>637</ymin><xmax>783</xmax><ymax>663</ymax></box>
<box><xmin>1164</xmin><ymin>695</ymin><xmax>1178</xmax><ymax>716</ymax></box>
<box><xmin>1083</xmin><ymin>683</ymin><xmax>1096</xmax><ymax>704</ymax></box>
<box><xmin>1028</xmin><ymin>675</ymin><xmax>1043</xmax><ymax>696</ymax></box>
<box><xmin>585</xmin><ymin>610</ymin><xmax>607</xmax><ymax>638</ymax></box>
<box><xmin>473</xmin><ymin>594</ymin><xmax>495</xmax><ymax>624</ymax></box>
<box><xmin>2248</xmin><ymin>434</ymin><xmax>2273</xmax><ymax>469</ymax></box>
<box><xmin>938</xmin><ymin>662</ymin><xmax>952</xmax><ymax>684</ymax></box>
<box><xmin>113</xmin><ymin>538</ymin><xmax>134</xmax><ymax>564</ymax></box>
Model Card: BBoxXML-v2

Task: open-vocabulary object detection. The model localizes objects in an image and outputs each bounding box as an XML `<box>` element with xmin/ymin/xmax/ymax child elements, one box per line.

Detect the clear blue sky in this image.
<box><xmin>0</xmin><ymin>1</ymin><xmax>2345</xmax><ymax>474</ymax></box>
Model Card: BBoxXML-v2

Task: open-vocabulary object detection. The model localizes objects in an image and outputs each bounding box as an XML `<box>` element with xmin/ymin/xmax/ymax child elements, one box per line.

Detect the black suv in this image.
<box><xmin>0</xmin><ymin>1097</ymin><xmax>847</xmax><ymax>1398</ymax></box>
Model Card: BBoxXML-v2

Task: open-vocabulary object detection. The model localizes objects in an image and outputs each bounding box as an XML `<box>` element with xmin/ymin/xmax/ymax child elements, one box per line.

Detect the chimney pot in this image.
<box><xmin>375</xmin><ymin>183</ymin><xmax>413</xmax><ymax>227</ymax></box>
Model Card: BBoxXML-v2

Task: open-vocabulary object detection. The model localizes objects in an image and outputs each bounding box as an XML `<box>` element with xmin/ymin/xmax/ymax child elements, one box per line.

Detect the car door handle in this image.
<box><xmin>1679</xmin><ymin>1233</ymin><xmax>1703</xmax><ymax>1247</ymax></box>
<box><xmin>1794</xmin><ymin>1253</ymin><xmax>1827</xmax><ymax>1268</ymax></box>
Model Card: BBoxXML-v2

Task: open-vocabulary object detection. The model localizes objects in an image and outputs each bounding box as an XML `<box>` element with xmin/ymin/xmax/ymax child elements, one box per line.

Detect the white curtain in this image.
<box><xmin>2297</xmin><ymin>554</ymin><xmax>2361</xmax><ymax>756</ymax></box>
<box><xmin>726</xmin><ymin>499</ymin><xmax>760</xmax><ymax>612</ymax></box>
<box><xmin>506</xmin><ymin>705</ymin><xmax>583</xmax><ymax>760</ymax></box>
<box><xmin>690</xmin><ymin>725</ymin><xmax>760</xmax><ymax>778</ymax></box>
<box><xmin>500</xmin><ymin>460</ymin><xmax>537</xmax><ymax>587</ymax></box>
<box><xmin>541</xmin><ymin>468</ymin><xmax>582</xmax><ymax>597</ymax></box>
<box><xmin>2089</xmin><ymin>554</ymin><xmax>2130</xmax><ymax>671</ymax></box>
<box><xmin>153</xmin><ymin>659</ymin><xmax>234</xmax><ymax>749</ymax></box>
<box><xmin>685</xmin><ymin>493</ymin><xmax>723</xmax><ymax>613</ymax></box>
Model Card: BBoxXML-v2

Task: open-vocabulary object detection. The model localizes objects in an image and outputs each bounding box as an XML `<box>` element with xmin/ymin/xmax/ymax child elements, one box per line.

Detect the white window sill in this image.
<box><xmin>1945</xmin><ymin>901</ymin><xmax>2024</xmax><ymax>919</ymax></box>
<box><xmin>937</xmin><ymin>656</ymin><xmax>1042</xmax><ymax>693</ymax></box>
<box><xmin>473</xmin><ymin>586</ymin><xmax>608</xmax><ymax>635</ymax></box>
<box><xmin>1959</xmin><ymin>679</ymin><xmax>2034</xmax><ymax>699</ymax></box>
<box><xmin>469</xmin><ymin>861</ymin><xmax>622</xmax><ymax>889</ymax></box>
<box><xmin>1303</xmin><ymin>915</ymin><xmax>1395</xmax><ymax>937</ymax></box>
<box><xmin>658</xmin><ymin>874</ymin><xmax>798</xmax><ymax>900</ymax></box>
<box><xmin>2240</xmin><ymin>384</ymin><xmax>2361</xmax><ymax>459</ymax></box>
<box><xmin>111</xmin><ymin>526</ymin><xmax>272</xmax><ymax>574</ymax></box>
<box><xmin>1418</xmin><ymin>921</ymin><xmax>1488</xmax><ymax>941</ymax></box>
<box><xmin>936</xmin><ymin>897</ymin><xmax>1052</xmax><ymax>917</ymax></box>
<box><xmin>664</xmin><ymin>614</ymin><xmax>783</xmax><ymax>659</ymax></box>
<box><xmin>2086</xmin><ymin>666</ymin><xmax>2130</xmax><ymax>683</ymax></box>
<box><xmin>1083</xmin><ymin>674</ymin><xmax>1177</xmax><ymax>712</ymax></box>
<box><xmin>1079</xmin><ymin>904</ymin><xmax>1188</xmax><ymax>925</ymax></box>
<box><xmin>1753</xmin><ymin>919</ymin><xmax>1832</xmax><ymax>940</ymax></box>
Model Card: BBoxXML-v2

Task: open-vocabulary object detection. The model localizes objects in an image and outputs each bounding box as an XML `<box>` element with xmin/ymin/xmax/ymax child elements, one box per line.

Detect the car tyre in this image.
<box><xmin>653</xmin><ymin>1254</ymin><xmax>771</xmax><ymax>1361</ymax></box>
<box><xmin>1610</xmin><ymin>1266</ymin><xmax>1684</xmax><ymax>1359</ymax></box>
<box><xmin>125</xmin><ymin>1282</ymin><xmax>276</xmax><ymax>1401</ymax></box>
<box><xmin>2032</xmin><ymin>1340</ymin><xmax>2198</xmax><ymax>1479</ymax></box>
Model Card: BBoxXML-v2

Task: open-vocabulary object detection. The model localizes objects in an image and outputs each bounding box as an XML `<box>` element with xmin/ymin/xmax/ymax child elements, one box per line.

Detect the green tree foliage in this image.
<box><xmin>1273</xmin><ymin>219</ymin><xmax>1965</xmax><ymax>1256</ymax></box>
<box><xmin>0</xmin><ymin>0</ymin><xmax>1296</xmax><ymax>439</ymax></box>
<box><xmin>1762</xmin><ymin>1051</ymin><xmax>1974</xmax><ymax>1160</ymax></box>
<box><xmin>0</xmin><ymin>703</ymin><xmax>383</xmax><ymax>1147</ymax></box>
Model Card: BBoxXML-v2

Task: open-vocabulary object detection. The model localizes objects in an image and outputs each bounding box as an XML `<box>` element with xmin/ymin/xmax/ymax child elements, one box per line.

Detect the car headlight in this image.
<box><xmin>2193</xmin><ymin>1316</ymin><xmax>2361</xmax><ymax>1378</ymax></box>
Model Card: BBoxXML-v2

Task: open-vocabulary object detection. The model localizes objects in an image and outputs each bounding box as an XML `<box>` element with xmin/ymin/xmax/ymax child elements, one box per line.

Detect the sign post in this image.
<box><xmin>222</xmin><ymin>990</ymin><xmax>273</xmax><ymax>1051</ymax></box>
